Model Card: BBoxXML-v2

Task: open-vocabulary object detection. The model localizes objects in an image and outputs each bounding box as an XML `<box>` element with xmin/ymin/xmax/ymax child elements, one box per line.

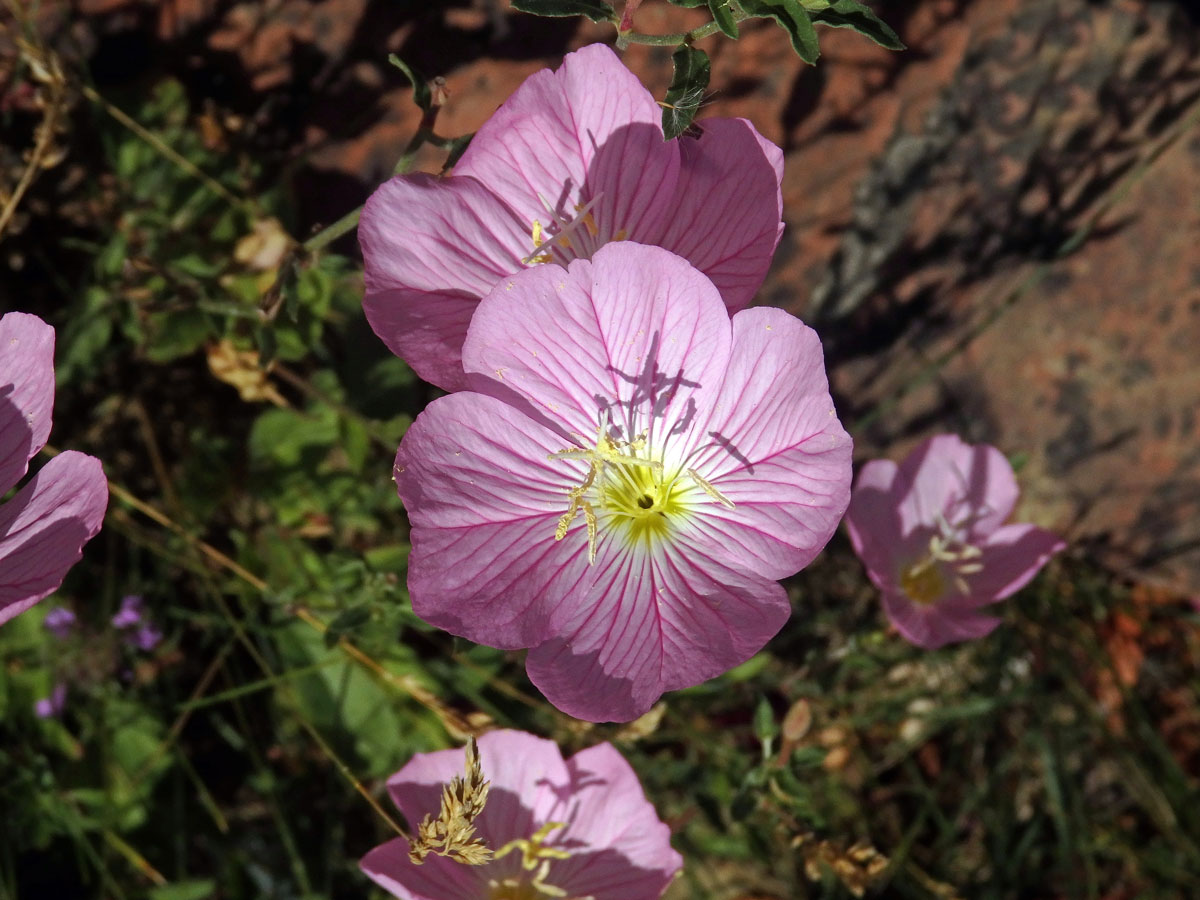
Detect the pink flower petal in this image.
<box><xmin>0</xmin><ymin>312</ymin><xmax>55</xmax><ymax>494</ymax></box>
<box><xmin>0</xmin><ymin>451</ymin><xmax>108</xmax><ymax>626</ymax></box>
<box><xmin>360</xmin><ymin>837</ymin><xmax>485</xmax><ymax>900</ymax></box>
<box><xmin>396</xmin><ymin>393</ymin><xmax>597</xmax><ymax>649</ymax></box>
<box><xmin>682</xmin><ymin>308</ymin><xmax>852</xmax><ymax>579</ymax></box>
<box><xmin>882</xmin><ymin>589</ymin><xmax>1002</xmax><ymax>650</ymax></box>
<box><xmin>649</xmin><ymin>117</ymin><xmax>784</xmax><ymax>314</ymax></box>
<box><xmin>551</xmin><ymin>742</ymin><xmax>682</xmax><ymax>899</ymax></box>
<box><xmin>526</xmin><ymin>540</ymin><xmax>789</xmax><ymax>722</ymax></box>
<box><xmin>455</xmin><ymin>43</ymin><xmax>678</xmax><ymax>252</ymax></box>
<box><xmin>463</xmin><ymin>242</ymin><xmax>731</xmax><ymax>449</ymax></box>
<box><xmin>969</xmin><ymin>523</ymin><xmax>1065</xmax><ymax>600</ymax></box>
<box><xmin>844</xmin><ymin>458</ymin><xmax>903</xmax><ymax>580</ymax></box>
<box><xmin>360</xmin><ymin>174</ymin><xmax>530</xmax><ymax>391</ymax></box>
<box><xmin>896</xmin><ymin>434</ymin><xmax>1018</xmax><ymax>537</ymax></box>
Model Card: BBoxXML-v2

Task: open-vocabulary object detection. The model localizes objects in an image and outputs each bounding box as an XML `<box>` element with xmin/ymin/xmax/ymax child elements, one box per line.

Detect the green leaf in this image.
<box><xmin>707</xmin><ymin>0</ymin><xmax>739</xmax><ymax>37</ymax></box>
<box><xmin>149</xmin><ymin>881</ymin><xmax>217</xmax><ymax>900</ymax></box>
<box><xmin>662</xmin><ymin>44</ymin><xmax>711</xmax><ymax>140</ymax></box>
<box><xmin>810</xmin><ymin>0</ymin><xmax>905</xmax><ymax>50</ymax></box>
<box><xmin>324</xmin><ymin>604</ymin><xmax>373</xmax><ymax>648</ymax></box>
<box><xmin>387</xmin><ymin>54</ymin><xmax>432</xmax><ymax>111</ymax></box>
<box><xmin>510</xmin><ymin>0</ymin><xmax>616</xmax><ymax>22</ymax></box>
<box><xmin>740</xmin><ymin>0</ymin><xmax>821</xmax><ymax>63</ymax></box>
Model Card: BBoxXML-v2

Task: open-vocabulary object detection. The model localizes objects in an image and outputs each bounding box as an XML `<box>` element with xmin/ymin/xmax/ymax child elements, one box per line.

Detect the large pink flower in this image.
<box><xmin>361</xmin><ymin>729</ymin><xmax>681</xmax><ymax>900</ymax></box>
<box><xmin>0</xmin><ymin>312</ymin><xmax>108</xmax><ymax>626</ymax></box>
<box><xmin>394</xmin><ymin>243</ymin><xmax>851</xmax><ymax>722</ymax></box>
<box><xmin>844</xmin><ymin>434</ymin><xmax>1065</xmax><ymax>649</ymax></box>
<box><xmin>360</xmin><ymin>42</ymin><xmax>784</xmax><ymax>392</ymax></box>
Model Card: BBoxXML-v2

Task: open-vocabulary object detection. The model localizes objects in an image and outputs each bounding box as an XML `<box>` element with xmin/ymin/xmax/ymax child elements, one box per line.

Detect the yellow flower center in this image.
<box><xmin>899</xmin><ymin>518</ymin><xmax>985</xmax><ymax>605</ymax></box>
<box><xmin>523</xmin><ymin>194</ymin><xmax>628</xmax><ymax>266</ymax></box>
<box><xmin>487</xmin><ymin>823</ymin><xmax>588</xmax><ymax>900</ymax></box>
<box><xmin>899</xmin><ymin>558</ymin><xmax>945</xmax><ymax>606</ymax></box>
<box><xmin>598</xmin><ymin>454</ymin><xmax>689</xmax><ymax>546</ymax></box>
<box><xmin>550</xmin><ymin>417</ymin><xmax>733</xmax><ymax>562</ymax></box>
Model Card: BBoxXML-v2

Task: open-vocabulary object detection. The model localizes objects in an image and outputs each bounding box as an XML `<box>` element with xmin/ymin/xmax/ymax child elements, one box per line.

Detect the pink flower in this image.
<box><xmin>1</xmin><ymin>312</ymin><xmax>108</xmax><ymax>627</ymax></box>
<box><xmin>395</xmin><ymin>243</ymin><xmax>851</xmax><ymax>721</ymax></box>
<box><xmin>361</xmin><ymin>729</ymin><xmax>682</xmax><ymax>900</ymax></box>
<box><xmin>360</xmin><ymin>42</ymin><xmax>784</xmax><ymax>392</ymax></box>
<box><xmin>844</xmin><ymin>434</ymin><xmax>1065</xmax><ymax>649</ymax></box>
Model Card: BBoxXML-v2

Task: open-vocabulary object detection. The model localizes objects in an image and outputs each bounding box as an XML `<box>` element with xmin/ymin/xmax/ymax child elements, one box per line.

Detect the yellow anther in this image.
<box><xmin>900</xmin><ymin>558</ymin><xmax>944</xmax><ymax>606</ymax></box>
<box><xmin>583</xmin><ymin>501</ymin><xmax>597</xmax><ymax>564</ymax></box>
<box><xmin>686</xmin><ymin>468</ymin><xmax>735</xmax><ymax>509</ymax></box>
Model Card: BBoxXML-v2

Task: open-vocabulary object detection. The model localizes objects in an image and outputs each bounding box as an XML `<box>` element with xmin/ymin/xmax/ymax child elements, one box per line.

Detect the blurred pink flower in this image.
<box><xmin>395</xmin><ymin>243</ymin><xmax>851</xmax><ymax>721</ymax></box>
<box><xmin>0</xmin><ymin>312</ymin><xmax>108</xmax><ymax>627</ymax></box>
<box><xmin>844</xmin><ymin>434</ymin><xmax>1065</xmax><ymax>649</ymax></box>
<box><xmin>361</xmin><ymin>729</ymin><xmax>681</xmax><ymax>900</ymax></box>
<box><xmin>360</xmin><ymin>42</ymin><xmax>784</xmax><ymax>392</ymax></box>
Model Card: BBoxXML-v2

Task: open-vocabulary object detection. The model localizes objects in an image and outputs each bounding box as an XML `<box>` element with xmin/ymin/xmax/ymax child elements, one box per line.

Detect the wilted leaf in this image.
<box><xmin>206</xmin><ymin>340</ymin><xmax>287</xmax><ymax>406</ymax></box>
<box><xmin>234</xmin><ymin>218</ymin><xmax>292</xmax><ymax>273</ymax></box>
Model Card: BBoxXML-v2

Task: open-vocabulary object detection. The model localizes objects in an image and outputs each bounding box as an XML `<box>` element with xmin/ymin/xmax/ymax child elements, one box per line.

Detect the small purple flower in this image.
<box><xmin>0</xmin><ymin>312</ymin><xmax>108</xmax><ymax>627</ymax></box>
<box><xmin>361</xmin><ymin>729</ymin><xmax>682</xmax><ymax>900</ymax></box>
<box><xmin>34</xmin><ymin>682</ymin><xmax>67</xmax><ymax>719</ymax></box>
<box><xmin>844</xmin><ymin>434</ymin><xmax>1065</xmax><ymax>649</ymax></box>
<box><xmin>129</xmin><ymin>623</ymin><xmax>163</xmax><ymax>652</ymax></box>
<box><xmin>111</xmin><ymin>594</ymin><xmax>144</xmax><ymax>630</ymax></box>
<box><xmin>43</xmin><ymin>606</ymin><xmax>76</xmax><ymax>640</ymax></box>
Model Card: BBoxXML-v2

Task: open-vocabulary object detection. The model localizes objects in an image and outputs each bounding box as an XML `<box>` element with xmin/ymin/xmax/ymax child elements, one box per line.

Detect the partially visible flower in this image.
<box><xmin>0</xmin><ymin>312</ymin><xmax>108</xmax><ymax>627</ymax></box>
<box><xmin>43</xmin><ymin>606</ymin><xmax>76</xmax><ymax>639</ymax></box>
<box><xmin>361</xmin><ymin>729</ymin><xmax>682</xmax><ymax>900</ymax></box>
<box><xmin>395</xmin><ymin>243</ymin><xmax>851</xmax><ymax>721</ymax></box>
<box><xmin>34</xmin><ymin>682</ymin><xmax>67</xmax><ymax>719</ymax></box>
<box><xmin>111</xmin><ymin>594</ymin><xmax>144</xmax><ymax>629</ymax></box>
<box><xmin>361</xmin><ymin>42</ymin><xmax>784</xmax><ymax>392</ymax></box>
<box><xmin>844</xmin><ymin>434</ymin><xmax>1065</xmax><ymax>649</ymax></box>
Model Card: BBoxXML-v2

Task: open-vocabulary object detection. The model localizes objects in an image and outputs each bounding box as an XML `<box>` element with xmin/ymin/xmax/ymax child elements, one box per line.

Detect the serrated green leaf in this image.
<box><xmin>707</xmin><ymin>0</ymin><xmax>739</xmax><ymax>37</ymax></box>
<box><xmin>662</xmin><ymin>44</ymin><xmax>711</xmax><ymax>140</ymax></box>
<box><xmin>387</xmin><ymin>54</ymin><xmax>432</xmax><ymax>111</ymax></box>
<box><xmin>511</xmin><ymin>0</ymin><xmax>616</xmax><ymax>22</ymax></box>
<box><xmin>740</xmin><ymin>0</ymin><xmax>821</xmax><ymax>63</ymax></box>
<box><xmin>811</xmin><ymin>0</ymin><xmax>905</xmax><ymax>50</ymax></box>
